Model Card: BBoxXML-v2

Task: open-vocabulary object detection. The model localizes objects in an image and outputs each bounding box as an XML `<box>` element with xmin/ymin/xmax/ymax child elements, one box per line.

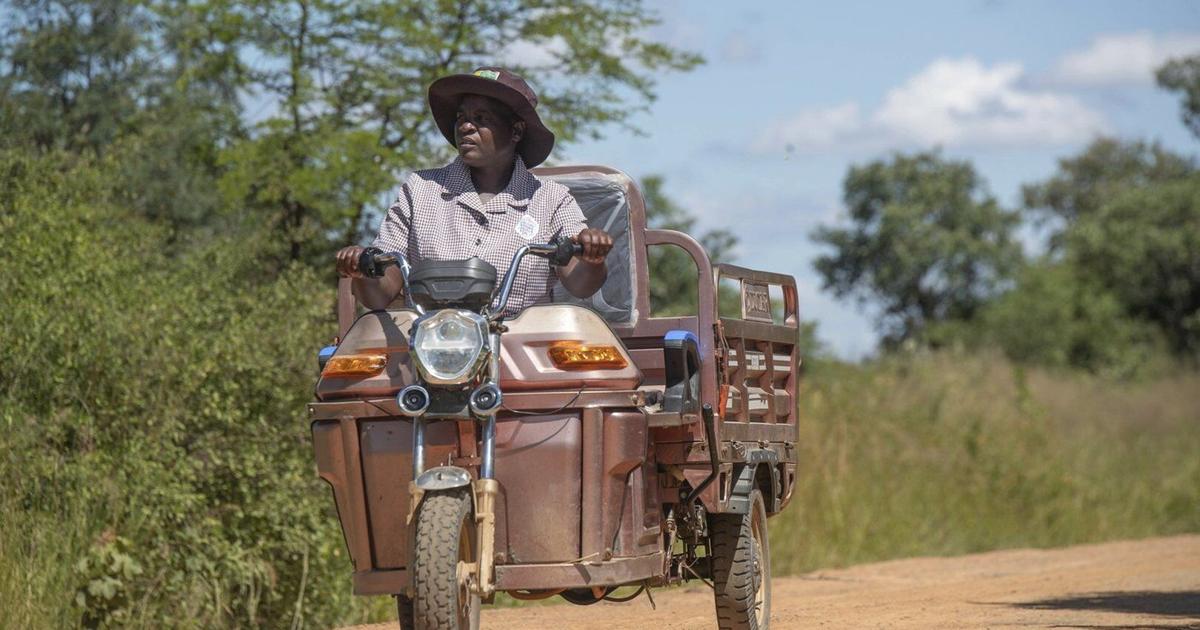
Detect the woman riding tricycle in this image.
<box><xmin>311</xmin><ymin>67</ymin><xmax>801</xmax><ymax>630</ymax></box>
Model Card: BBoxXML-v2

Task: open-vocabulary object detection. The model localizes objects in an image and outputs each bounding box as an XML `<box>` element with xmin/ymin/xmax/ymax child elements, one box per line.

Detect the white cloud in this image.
<box><xmin>875</xmin><ymin>58</ymin><xmax>1106</xmax><ymax>146</ymax></box>
<box><xmin>752</xmin><ymin>103</ymin><xmax>863</xmax><ymax>153</ymax></box>
<box><xmin>1051</xmin><ymin>30</ymin><xmax>1200</xmax><ymax>86</ymax></box>
<box><xmin>754</xmin><ymin>57</ymin><xmax>1107</xmax><ymax>154</ymax></box>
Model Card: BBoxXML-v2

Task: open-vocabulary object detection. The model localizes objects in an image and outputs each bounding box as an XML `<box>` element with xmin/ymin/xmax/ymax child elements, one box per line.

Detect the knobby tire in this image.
<box><xmin>411</xmin><ymin>489</ymin><xmax>480</xmax><ymax>630</ymax></box>
<box><xmin>708</xmin><ymin>489</ymin><xmax>771</xmax><ymax>630</ymax></box>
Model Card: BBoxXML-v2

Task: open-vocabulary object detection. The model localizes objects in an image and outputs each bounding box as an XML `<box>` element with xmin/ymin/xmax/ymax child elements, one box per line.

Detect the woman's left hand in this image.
<box><xmin>572</xmin><ymin>228</ymin><xmax>613</xmax><ymax>265</ymax></box>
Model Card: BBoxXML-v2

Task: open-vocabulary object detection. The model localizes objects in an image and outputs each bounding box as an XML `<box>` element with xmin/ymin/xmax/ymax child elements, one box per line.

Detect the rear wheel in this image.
<box><xmin>708</xmin><ymin>489</ymin><xmax>771</xmax><ymax>629</ymax></box>
<box><xmin>412</xmin><ymin>489</ymin><xmax>480</xmax><ymax>630</ymax></box>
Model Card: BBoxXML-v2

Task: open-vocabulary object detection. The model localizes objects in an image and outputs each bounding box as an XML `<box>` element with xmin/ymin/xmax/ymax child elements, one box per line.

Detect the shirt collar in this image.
<box><xmin>442</xmin><ymin>155</ymin><xmax>535</xmax><ymax>213</ymax></box>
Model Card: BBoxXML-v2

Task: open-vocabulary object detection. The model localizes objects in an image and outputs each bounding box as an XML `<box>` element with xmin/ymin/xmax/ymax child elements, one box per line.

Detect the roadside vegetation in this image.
<box><xmin>2</xmin><ymin>2</ymin><xmax>1199</xmax><ymax>629</ymax></box>
<box><xmin>771</xmin><ymin>353</ymin><xmax>1200</xmax><ymax>573</ymax></box>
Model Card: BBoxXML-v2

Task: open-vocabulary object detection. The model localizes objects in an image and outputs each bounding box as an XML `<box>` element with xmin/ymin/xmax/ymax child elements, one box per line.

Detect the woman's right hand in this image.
<box><xmin>335</xmin><ymin>246</ymin><xmax>367</xmax><ymax>278</ymax></box>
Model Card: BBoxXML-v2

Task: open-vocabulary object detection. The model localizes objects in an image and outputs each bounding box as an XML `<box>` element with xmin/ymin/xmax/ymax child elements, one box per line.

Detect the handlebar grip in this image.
<box><xmin>549</xmin><ymin>236</ymin><xmax>583</xmax><ymax>267</ymax></box>
<box><xmin>358</xmin><ymin>246</ymin><xmax>385</xmax><ymax>278</ymax></box>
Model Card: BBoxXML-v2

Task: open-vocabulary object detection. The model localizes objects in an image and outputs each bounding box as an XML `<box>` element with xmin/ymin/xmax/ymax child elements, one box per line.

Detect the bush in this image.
<box><xmin>930</xmin><ymin>262</ymin><xmax>1167</xmax><ymax>376</ymax></box>
<box><xmin>0</xmin><ymin>152</ymin><xmax>386</xmax><ymax>628</ymax></box>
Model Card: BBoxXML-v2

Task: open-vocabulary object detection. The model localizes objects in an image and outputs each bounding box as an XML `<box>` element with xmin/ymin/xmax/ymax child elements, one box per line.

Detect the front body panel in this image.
<box><xmin>310</xmin><ymin>405</ymin><xmax>664</xmax><ymax>592</ymax></box>
<box><xmin>317</xmin><ymin>304</ymin><xmax>640</xmax><ymax>401</ymax></box>
<box><xmin>492</xmin><ymin>413</ymin><xmax>581</xmax><ymax>563</ymax></box>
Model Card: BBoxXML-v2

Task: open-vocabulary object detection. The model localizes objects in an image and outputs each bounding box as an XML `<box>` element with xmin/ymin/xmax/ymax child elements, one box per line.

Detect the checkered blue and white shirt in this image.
<box><xmin>372</xmin><ymin>156</ymin><xmax>588</xmax><ymax>315</ymax></box>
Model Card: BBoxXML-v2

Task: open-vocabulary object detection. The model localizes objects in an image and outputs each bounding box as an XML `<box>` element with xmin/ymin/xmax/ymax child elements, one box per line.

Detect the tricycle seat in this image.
<box><xmin>538</xmin><ymin>168</ymin><xmax>638</xmax><ymax>326</ymax></box>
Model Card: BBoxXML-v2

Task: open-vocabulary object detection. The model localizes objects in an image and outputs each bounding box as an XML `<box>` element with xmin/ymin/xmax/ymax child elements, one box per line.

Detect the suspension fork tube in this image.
<box><xmin>472</xmin><ymin>332</ymin><xmax>504</xmax><ymax>596</ymax></box>
<box><xmin>480</xmin><ymin>417</ymin><xmax>496</xmax><ymax>479</ymax></box>
<box><xmin>412</xmin><ymin>416</ymin><xmax>426</xmax><ymax>478</ymax></box>
<box><xmin>479</xmin><ymin>332</ymin><xmax>501</xmax><ymax>480</ymax></box>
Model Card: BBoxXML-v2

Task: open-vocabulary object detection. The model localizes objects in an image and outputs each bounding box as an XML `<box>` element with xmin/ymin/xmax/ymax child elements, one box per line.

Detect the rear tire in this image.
<box><xmin>708</xmin><ymin>489</ymin><xmax>771</xmax><ymax>630</ymax></box>
<box><xmin>412</xmin><ymin>489</ymin><xmax>480</xmax><ymax>630</ymax></box>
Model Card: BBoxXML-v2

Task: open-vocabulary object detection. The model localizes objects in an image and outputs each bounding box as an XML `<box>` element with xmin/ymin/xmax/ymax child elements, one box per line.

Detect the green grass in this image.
<box><xmin>0</xmin><ymin>505</ymin><xmax>88</xmax><ymax>630</ymax></box>
<box><xmin>4</xmin><ymin>350</ymin><xmax>1197</xmax><ymax>627</ymax></box>
<box><xmin>769</xmin><ymin>351</ymin><xmax>1200</xmax><ymax>574</ymax></box>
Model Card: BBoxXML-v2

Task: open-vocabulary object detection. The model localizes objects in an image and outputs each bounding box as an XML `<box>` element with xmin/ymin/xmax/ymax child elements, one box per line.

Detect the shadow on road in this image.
<box><xmin>1006</xmin><ymin>590</ymin><xmax>1200</xmax><ymax>629</ymax></box>
<box><xmin>1051</xmin><ymin>619</ymin><xmax>1200</xmax><ymax>624</ymax></box>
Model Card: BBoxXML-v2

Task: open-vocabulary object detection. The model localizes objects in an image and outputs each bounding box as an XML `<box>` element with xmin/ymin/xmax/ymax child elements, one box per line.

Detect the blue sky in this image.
<box><xmin>555</xmin><ymin>0</ymin><xmax>1200</xmax><ymax>358</ymax></box>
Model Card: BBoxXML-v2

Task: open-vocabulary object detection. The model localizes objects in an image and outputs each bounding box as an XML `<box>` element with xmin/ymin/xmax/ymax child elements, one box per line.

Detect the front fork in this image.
<box><xmin>472</xmin><ymin>331</ymin><xmax>502</xmax><ymax>596</ymax></box>
<box><xmin>409</xmin><ymin>332</ymin><xmax>502</xmax><ymax>598</ymax></box>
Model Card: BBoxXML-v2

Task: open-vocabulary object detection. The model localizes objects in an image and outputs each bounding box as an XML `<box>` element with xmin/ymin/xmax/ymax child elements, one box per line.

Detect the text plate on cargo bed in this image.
<box><xmin>741</xmin><ymin>281</ymin><xmax>772</xmax><ymax>322</ymax></box>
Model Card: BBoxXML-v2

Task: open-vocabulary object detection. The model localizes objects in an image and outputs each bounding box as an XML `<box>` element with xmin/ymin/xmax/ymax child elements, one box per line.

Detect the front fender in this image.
<box><xmin>414</xmin><ymin>465</ymin><xmax>473</xmax><ymax>491</ymax></box>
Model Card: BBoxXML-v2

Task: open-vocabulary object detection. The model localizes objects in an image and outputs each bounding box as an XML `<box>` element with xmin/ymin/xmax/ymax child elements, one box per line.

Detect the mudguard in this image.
<box><xmin>726</xmin><ymin>458</ymin><xmax>781</xmax><ymax>515</ymax></box>
<box><xmin>414</xmin><ymin>465</ymin><xmax>473</xmax><ymax>491</ymax></box>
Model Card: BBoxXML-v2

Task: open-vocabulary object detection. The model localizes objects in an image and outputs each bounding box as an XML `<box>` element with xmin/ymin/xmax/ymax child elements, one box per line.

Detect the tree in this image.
<box><xmin>0</xmin><ymin>150</ymin><xmax>357</xmax><ymax>627</ymax></box>
<box><xmin>0</xmin><ymin>0</ymin><xmax>154</xmax><ymax>154</ymax></box>
<box><xmin>0</xmin><ymin>0</ymin><xmax>702</xmax><ymax>258</ymax></box>
<box><xmin>0</xmin><ymin>0</ymin><xmax>250</xmax><ymax>233</ymax></box>
<box><xmin>1018</xmin><ymin>131</ymin><xmax>1200</xmax><ymax>363</ymax></box>
<box><xmin>1065</xmin><ymin>175</ymin><xmax>1200</xmax><ymax>359</ymax></box>
<box><xmin>1157</xmin><ymin>54</ymin><xmax>1200</xmax><ymax>139</ymax></box>
<box><xmin>812</xmin><ymin>150</ymin><xmax>1021</xmax><ymax>345</ymax></box>
<box><xmin>200</xmin><ymin>0</ymin><xmax>702</xmax><ymax>262</ymax></box>
<box><xmin>1022</xmin><ymin>137</ymin><xmax>1194</xmax><ymax>248</ymax></box>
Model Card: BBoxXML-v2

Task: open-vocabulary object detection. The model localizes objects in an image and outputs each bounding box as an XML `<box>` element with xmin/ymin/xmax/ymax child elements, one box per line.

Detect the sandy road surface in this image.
<box><xmin>346</xmin><ymin>535</ymin><xmax>1200</xmax><ymax>629</ymax></box>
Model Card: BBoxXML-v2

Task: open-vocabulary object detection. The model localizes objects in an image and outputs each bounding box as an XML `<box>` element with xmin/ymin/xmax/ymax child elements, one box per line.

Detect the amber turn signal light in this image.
<box><xmin>321</xmin><ymin>353</ymin><xmax>387</xmax><ymax>378</ymax></box>
<box><xmin>547</xmin><ymin>342</ymin><xmax>627</xmax><ymax>370</ymax></box>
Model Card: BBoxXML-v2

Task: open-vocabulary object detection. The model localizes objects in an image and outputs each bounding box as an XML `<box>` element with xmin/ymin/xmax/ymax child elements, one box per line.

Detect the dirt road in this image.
<box><xmin>347</xmin><ymin>535</ymin><xmax>1200</xmax><ymax>629</ymax></box>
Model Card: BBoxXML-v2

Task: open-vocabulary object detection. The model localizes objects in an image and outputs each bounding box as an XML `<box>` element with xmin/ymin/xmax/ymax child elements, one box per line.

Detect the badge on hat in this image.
<box><xmin>474</xmin><ymin>69</ymin><xmax>500</xmax><ymax>80</ymax></box>
<box><xmin>515</xmin><ymin>215</ymin><xmax>539</xmax><ymax>240</ymax></box>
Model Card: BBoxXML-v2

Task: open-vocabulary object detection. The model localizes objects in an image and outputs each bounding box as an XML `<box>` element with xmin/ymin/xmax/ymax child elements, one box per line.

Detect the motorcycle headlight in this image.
<box><xmin>411</xmin><ymin>310</ymin><xmax>488</xmax><ymax>384</ymax></box>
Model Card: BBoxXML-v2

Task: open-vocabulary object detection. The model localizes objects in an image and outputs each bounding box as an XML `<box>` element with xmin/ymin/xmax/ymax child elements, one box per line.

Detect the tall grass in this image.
<box><xmin>769</xmin><ymin>351</ymin><xmax>1200</xmax><ymax>573</ymax></box>
<box><xmin>0</xmin><ymin>503</ymin><xmax>88</xmax><ymax>629</ymax></box>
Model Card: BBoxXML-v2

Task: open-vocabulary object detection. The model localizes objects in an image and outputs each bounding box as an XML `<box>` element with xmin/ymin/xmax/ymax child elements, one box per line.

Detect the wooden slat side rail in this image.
<box><xmin>714</xmin><ymin>263</ymin><xmax>799</xmax><ymax>326</ymax></box>
<box><xmin>713</xmin><ymin>263</ymin><xmax>801</xmax><ymax>441</ymax></box>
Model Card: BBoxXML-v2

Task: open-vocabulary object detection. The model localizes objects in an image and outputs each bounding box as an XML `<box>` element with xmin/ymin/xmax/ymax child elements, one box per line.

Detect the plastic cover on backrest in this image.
<box><xmin>542</xmin><ymin>171</ymin><xmax>637</xmax><ymax>325</ymax></box>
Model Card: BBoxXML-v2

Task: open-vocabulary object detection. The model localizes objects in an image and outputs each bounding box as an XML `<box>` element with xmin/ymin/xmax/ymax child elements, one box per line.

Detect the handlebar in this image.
<box><xmin>525</xmin><ymin>236</ymin><xmax>583</xmax><ymax>267</ymax></box>
<box><xmin>357</xmin><ymin>246</ymin><xmax>420</xmax><ymax>312</ymax></box>
<box><xmin>357</xmin><ymin>235</ymin><xmax>582</xmax><ymax>319</ymax></box>
<box><xmin>491</xmin><ymin>236</ymin><xmax>581</xmax><ymax>320</ymax></box>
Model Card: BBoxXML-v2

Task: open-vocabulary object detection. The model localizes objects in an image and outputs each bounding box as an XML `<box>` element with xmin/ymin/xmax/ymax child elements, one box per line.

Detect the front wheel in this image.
<box><xmin>708</xmin><ymin>489</ymin><xmax>771</xmax><ymax>630</ymax></box>
<box><xmin>412</xmin><ymin>489</ymin><xmax>480</xmax><ymax>630</ymax></box>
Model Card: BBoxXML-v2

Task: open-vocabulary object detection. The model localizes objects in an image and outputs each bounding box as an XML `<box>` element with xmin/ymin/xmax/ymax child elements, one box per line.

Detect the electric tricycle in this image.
<box><xmin>309</xmin><ymin>166</ymin><xmax>801</xmax><ymax>629</ymax></box>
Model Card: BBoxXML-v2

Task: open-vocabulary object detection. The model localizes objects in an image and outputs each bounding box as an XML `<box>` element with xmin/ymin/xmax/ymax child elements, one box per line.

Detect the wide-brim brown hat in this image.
<box><xmin>428</xmin><ymin>67</ymin><xmax>555</xmax><ymax>167</ymax></box>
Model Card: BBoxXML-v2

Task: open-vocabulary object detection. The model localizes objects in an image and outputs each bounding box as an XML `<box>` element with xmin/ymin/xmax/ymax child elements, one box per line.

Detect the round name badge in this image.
<box><xmin>515</xmin><ymin>214</ymin><xmax>539</xmax><ymax>240</ymax></box>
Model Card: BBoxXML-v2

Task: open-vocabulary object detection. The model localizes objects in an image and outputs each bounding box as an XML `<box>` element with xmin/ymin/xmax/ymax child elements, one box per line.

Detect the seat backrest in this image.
<box><xmin>537</xmin><ymin>170</ymin><xmax>638</xmax><ymax>325</ymax></box>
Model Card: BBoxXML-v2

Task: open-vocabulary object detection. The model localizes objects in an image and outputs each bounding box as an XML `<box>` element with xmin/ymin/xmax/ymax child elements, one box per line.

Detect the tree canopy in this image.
<box><xmin>1</xmin><ymin>0</ymin><xmax>701</xmax><ymax>259</ymax></box>
<box><xmin>1021</xmin><ymin>137</ymin><xmax>1193</xmax><ymax>244</ymax></box>
<box><xmin>1065</xmin><ymin>174</ymin><xmax>1200</xmax><ymax>358</ymax></box>
<box><xmin>812</xmin><ymin>150</ymin><xmax>1021</xmax><ymax>345</ymax></box>
<box><xmin>1157</xmin><ymin>53</ymin><xmax>1200</xmax><ymax>139</ymax></box>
